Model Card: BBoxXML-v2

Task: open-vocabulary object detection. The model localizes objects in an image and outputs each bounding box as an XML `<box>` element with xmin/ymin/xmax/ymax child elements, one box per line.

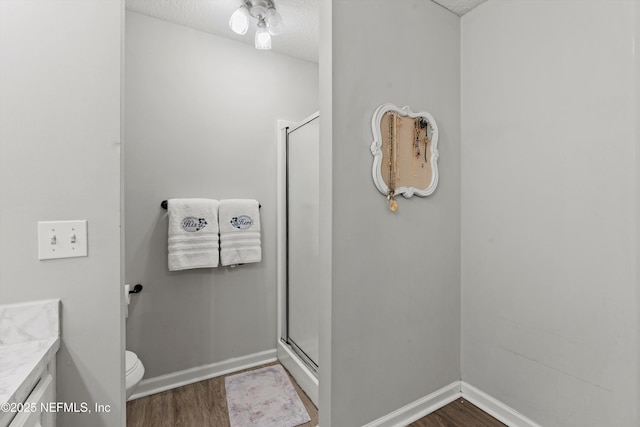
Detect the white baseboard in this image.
<box><xmin>277</xmin><ymin>340</ymin><xmax>319</xmax><ymax>407</ymax></box>
<box><xmin>362</xmin><ymin>381</ymin><xmax>461</xmax><ymax>427</ymax></box>
<box><xmin>128</xmin><ymin>349</ymin><xmax>277</xmax><ymax>401</ymax></box>
<box><xmin>360</xmin><ymin>381</ymin><xmax>541</xmax><ymax>427</ymax></box>
<box><xmin>461</xmin><ymin>382</ymin><xmax>542</xmax><ymax>427</ymax></box>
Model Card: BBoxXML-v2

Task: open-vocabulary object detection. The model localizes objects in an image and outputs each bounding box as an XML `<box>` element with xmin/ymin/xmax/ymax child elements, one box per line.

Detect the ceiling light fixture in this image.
<box><xmin>255</xmin><ymin>18</ymin><xmax>272</xmax><ymax>50</ymax></box>
<box><xmin>229</xmin><ymin>0</ymin><xmax>283</xmax><ymax>50</ymax></box>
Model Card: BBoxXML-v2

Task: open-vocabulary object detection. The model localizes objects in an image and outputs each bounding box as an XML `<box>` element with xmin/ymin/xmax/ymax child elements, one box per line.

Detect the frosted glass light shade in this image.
<box><xmin>266</xmin><ymin>7</ymin><xmax>283</xmax><ymax>35</ymax></box>
<box><xmin>255</xmin><ymin>21</ymin><xmax>272</xmax><ymax>50</ymax></box>
<box><xmin>229</xmin><ymin>6</ymin><xmax>249</xmax><ymax>35</ymax></box>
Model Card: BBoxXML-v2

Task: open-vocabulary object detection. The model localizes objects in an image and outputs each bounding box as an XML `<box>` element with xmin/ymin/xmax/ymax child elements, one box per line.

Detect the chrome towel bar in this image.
<box><xmin>160</xmin><ymin>200</ymin><xmax>261</xmax><ymax>209</ymax></box>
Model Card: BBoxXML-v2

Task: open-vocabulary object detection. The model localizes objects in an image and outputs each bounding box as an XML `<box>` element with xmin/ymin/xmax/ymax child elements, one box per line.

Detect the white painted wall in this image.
<box><xmin>124</xmin><ymin>12</ymin><xmax>318</xmax><ymax>378</ymax></box>
<box><xmin>326</xmin><ymin>1</ymin><xmax>461</xmax><ymax>425</ymax></box>
<box><xmin>461</xmin><ymin>1</ymin><xmax>638</xmax><ymax>426</ymax></box>
<box><xmin>0</xmin><ymin>1</ymin><xmax>124</xmax><ymax>426</ymax></box>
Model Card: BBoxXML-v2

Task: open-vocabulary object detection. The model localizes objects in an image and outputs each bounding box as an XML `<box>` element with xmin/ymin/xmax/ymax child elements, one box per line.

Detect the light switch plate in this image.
<box><xmin>38</xmin><ymin>220</ymin><xmax>88</xmax><ymax>260</ymax></box>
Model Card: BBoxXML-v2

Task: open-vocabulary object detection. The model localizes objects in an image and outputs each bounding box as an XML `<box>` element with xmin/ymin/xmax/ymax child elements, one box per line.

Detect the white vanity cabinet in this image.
<box><xmin>9</xmin><ymin>374</ymin><xmax>54</xmax><ymax>427</ymax></box>
<box><xmin>0</xmin><ymin>300</ymin><xmax>60</xmax><ymax>427</ymax></box>
<box><xmin>7</xmin><ymin>356</ymin><xmax>56</xmax><ymax>427</ymax></box>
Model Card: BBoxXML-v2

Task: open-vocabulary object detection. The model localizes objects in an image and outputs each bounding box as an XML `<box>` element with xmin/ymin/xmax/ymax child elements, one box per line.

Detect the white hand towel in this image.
<box><xmin>219</xmin><ymin>199</ymin><xmax>261</xmax><ymax>266</ymax></box>
<box><xmin>167</xmin><ymin>198</ymin><xmax>219</xmax><ymax>271</ymax></box>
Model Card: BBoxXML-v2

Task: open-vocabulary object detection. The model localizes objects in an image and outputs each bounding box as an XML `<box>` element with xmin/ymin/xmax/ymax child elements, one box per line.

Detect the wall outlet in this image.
<box><xmin>38</xmin><ymin>220</ymin><xmax>88</xmax><ymax>260</ymax></box>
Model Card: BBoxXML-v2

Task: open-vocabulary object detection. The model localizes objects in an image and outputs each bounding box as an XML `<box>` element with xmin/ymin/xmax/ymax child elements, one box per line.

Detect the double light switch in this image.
<box><xmin>37</xmin><ymin>220</ymin><xmax>88</xmax><ymax>260</ymax></box>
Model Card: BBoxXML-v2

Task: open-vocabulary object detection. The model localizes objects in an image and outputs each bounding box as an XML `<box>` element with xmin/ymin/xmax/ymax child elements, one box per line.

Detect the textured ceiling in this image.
<box><xmin>125</xmin><ymin>0</ymin><xmax>487</xmax><ymax>63</ymax></box>
<box><xmin>126</xmin><ymin>0</ymin><xmax>320</xmax><ymax>63</ymax></box>
<box><xmin>432</xmin><ymin>0</ymin><xmax>487</xmax><ymax>16</ymax></box>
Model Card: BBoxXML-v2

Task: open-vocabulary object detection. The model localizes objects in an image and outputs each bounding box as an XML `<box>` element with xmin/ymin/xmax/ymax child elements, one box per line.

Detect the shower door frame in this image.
<box><xmin>276</xmin><ymin>113</ymin><xmax>320</xmax><ymax>407</ymax></box>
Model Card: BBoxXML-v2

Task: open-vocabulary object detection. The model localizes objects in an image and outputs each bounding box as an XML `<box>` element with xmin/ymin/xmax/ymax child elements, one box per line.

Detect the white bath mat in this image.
<box><xmin>225</xmin><ymin>364</ymin><xmax>311</xmax><ymax>427</ymax></box>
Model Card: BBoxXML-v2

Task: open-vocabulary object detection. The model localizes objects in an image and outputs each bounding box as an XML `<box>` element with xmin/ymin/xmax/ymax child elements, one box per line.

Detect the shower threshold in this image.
<box><xmin>277</xmin><ymin>338</ymin><xmax>319</xmax><ymax>406</ymax></box>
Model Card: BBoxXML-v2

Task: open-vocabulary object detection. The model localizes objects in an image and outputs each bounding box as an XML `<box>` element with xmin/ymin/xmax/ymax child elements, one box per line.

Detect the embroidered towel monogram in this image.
<box><xmin>218</xmin><ymin>199</ymin><xmax>261</xmax><ymax>266</ymax></box>
<box><xmin>167</xmin><ymin>198</ymin><xmax>219</xmax><ymax>270</ymax></box>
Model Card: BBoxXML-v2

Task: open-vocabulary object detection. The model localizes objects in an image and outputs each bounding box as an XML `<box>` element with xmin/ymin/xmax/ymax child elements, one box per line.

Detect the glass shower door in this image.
<box><xmin>286</xmin><ymin>114</ymin><xmax>320</xmax><ymax>369</ymax></box>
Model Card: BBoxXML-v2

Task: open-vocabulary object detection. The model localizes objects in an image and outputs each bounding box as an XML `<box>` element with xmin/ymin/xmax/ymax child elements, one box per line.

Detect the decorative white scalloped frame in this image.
<box><xmin>370</xmin><ymin>103</ymin><xmax>439</xmax><ymax>198</ymax></box>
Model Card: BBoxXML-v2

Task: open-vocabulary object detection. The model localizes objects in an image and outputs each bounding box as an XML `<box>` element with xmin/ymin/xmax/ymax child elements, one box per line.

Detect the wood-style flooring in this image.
<box><xmin>127</xmin><ymin>363</ymin><xmax>504</xmax><ymax>427</ymax></box>
<box><xmin>408</xmin><ymin>398</ymin><xmax>506</xmax><ymax>427</ymax></box>
<box><xmin>127</xmin><ymin>362</ymin><xmax>317</xmax><ymax>427</ymax></box>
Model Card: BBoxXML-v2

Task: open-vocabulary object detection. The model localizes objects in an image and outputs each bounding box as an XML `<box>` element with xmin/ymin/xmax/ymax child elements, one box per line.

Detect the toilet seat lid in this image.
<box><xmin>125</xmin><ymin>351</ymin><xmax>140</xmax><ymax>375</ymax></box>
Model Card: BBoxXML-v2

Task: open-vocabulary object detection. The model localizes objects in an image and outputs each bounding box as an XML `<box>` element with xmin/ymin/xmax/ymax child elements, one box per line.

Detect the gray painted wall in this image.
<box><xmin>461</xmin><ymin>1</ymin><xmax>638</xmax><ymax>425</ymax></box>
<box><xmin>124</xmin><ymin>12</ymin><xmax>318</xmax><ymax>378</ymax></box>
<box><xmin>327</xmin><ymin>1</ymin><xmax>461</xmax><ymax>425</ymax></box>
<box><xmin>637</xmin><ymin>3</ymin><xmax>640</xmax><ymax>417</ymax></box>
<box><xmin>318</xmin><ymin>0</ymin><xmax>333</xmax><ymax>423</ymax></box>
<box><xmin>0</xmin><ymin>1</ymin><xmax>124</xmax><ymax>425</ymax></box>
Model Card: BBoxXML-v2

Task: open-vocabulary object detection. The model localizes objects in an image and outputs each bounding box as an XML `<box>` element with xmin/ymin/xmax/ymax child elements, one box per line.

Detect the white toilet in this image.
<box><xmin>125</xmin><ymin>350</ymin><xmax>145</xmax><ymax>400</ymax></box>
<box><xmin>124</xmin><ymin>285</ymin><xmax>145</xmax><ymax>399</ymax></box>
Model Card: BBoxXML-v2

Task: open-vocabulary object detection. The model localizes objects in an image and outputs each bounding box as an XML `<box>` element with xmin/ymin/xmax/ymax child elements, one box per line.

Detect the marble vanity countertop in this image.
<box><xmin>0</xmin><ymin>337</ymin><xmax>60</xmax><ymax>406</ymax></box>
<box><xmin>0</xmin><ymin>299</ymin><xmax>60</xmax><ymax>420</ymax></box>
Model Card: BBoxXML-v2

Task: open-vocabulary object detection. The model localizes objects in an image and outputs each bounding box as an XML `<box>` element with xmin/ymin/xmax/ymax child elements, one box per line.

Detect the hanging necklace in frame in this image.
<box><xmin>370</xmin><ymin>103</ymin><xmax>439</xmax><ymax>211</ymax></box>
